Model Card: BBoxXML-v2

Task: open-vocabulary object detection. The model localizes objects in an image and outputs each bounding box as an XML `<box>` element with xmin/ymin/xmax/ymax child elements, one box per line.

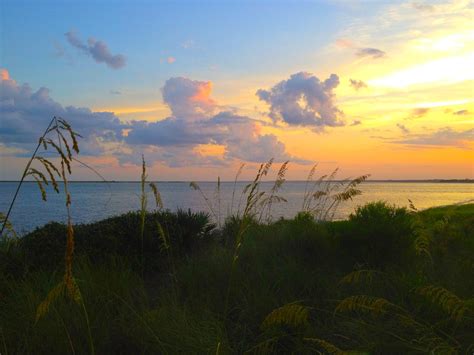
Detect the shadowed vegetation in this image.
<box><xmin>1</xmin><ymin>202</ymin><xmax>473</xmax><ymax>354</ymax></box>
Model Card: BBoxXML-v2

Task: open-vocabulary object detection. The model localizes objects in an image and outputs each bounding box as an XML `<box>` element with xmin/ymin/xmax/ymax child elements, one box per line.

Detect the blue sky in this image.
<box><xmin>1</xmin><ymin>0</ymin><xmax>373</xmax><ymax>106</ymax></box>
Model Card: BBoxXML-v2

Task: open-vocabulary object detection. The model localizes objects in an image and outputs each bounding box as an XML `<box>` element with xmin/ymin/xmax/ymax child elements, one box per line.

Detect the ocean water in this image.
<box><xmin>1</xmin><ymin>181</ymin><xmax>472</xmax><ymax>234</ymax></box>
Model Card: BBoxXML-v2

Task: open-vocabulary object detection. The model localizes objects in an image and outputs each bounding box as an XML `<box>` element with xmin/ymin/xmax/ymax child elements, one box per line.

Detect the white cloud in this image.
<box><xmin>256</xmin><ymin>72</ymin><xmax>344</xmax><ymax>129</ymax></box>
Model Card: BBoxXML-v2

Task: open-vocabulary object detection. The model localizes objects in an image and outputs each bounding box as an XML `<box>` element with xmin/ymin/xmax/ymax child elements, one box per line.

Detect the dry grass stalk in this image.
<box><xmin>259</xmin><ymin>161</ymin><xmax>289</xmax><ymax>222</ymax></box>
<box><xmin>230</xmin><ymin>163</ymin><xmax>245</xmax><ymax>215</ymax></box>
<box><xmin>0</xmin><ymin>116</ymin><xmax>83</xmax><ymax>324</ymax></box>
<box><xmin>190</xmin><ymin>181</ymin><xmax>219</xmax><ymax>222</ymax></box>
<box><xmin>302</xmin><ymin>165</ymin><xmax>369</xmax><ymax>221</ymax></box>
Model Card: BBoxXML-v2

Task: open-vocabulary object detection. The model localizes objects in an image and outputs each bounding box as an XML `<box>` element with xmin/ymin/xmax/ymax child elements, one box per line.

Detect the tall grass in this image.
<box><xmin>302</xmin><ymin>165</ymin><xmax>370</xmax><ymax>221</ymax></box>
<box><xmin>192</xmin><ymin>160</ymin><xmax>369</xmax><ymax>226</ymax></box>
<box><xmin>0</xmin><ymin>116</ymin><xmax>98</xmax><ymax>353</ymax></box>
<box><xmin>0</xmin><ymin>117</ymin><xmax>82</xmax><ymax>307</ymax></box>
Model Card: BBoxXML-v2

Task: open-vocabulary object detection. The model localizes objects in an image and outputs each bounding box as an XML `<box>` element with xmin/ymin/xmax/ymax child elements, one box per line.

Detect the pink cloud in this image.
<box><xmin>335</xmin><ymin>38</ymin><xmax>354</xmax><ymax>48</ymax></box>
<box><xmin>162</xmin><ymin>77</ymin><xmax>217</xmax><ymax>119</ymax></box>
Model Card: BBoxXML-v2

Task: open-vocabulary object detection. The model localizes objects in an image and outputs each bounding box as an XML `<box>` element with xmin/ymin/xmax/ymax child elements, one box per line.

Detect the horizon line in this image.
<box><xmin>0</xmin><ymin>179</ymin><xmax>473</xmax><ymax>183</ymax></box>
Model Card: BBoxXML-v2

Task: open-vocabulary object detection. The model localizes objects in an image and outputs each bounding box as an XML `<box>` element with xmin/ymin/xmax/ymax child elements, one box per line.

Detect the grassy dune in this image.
<box><xmin>1</xmin><ymin>202</ymin><xmax>473</xmax><ymax>354</ymax></box>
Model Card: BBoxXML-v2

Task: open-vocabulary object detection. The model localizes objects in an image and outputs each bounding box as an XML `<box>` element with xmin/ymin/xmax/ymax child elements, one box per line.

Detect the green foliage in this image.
<box><xmin>340</xmin><ymin>201</ymin><xmax>415</xmax><ymax>268</ymax></box>
<box><xmin>1</xmin><ymin>202</ymin><xmax>473</xmax><ymax>353</ymax></box>
<box><xmin>416</xmin><ymin>285</ymin><xmax>472</xmax><ymax>323</ymax></box>
<box><xmin>18</xmin><ymin>209</ymin><xmax>215</xmax><ymax>274</ymax></box>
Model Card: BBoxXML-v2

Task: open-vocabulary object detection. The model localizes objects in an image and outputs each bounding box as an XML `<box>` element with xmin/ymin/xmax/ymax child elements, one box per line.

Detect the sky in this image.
<box><xmin>0</xmin><ymin>0</ymin><xmax>473</xmax><ymax>181</ymax></box>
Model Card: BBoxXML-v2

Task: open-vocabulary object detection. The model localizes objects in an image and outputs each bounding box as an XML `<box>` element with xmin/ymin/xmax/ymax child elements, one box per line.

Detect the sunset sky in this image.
<box><xmin>0</xmin><ymin>0</ymin><xmax>473</xmax><ymax>181</ymax></box>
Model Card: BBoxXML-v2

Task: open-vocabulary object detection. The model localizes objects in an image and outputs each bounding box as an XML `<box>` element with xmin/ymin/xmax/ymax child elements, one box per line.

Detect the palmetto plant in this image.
<box><xmin>335</xmin><ymin>268</ymin><xmax>474</xmax><ymax>354</ymax></box>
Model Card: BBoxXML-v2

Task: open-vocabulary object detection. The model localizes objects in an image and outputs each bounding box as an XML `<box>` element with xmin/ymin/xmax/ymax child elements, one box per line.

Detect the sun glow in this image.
<box><xmin>369</xmin><ymin>53</ymin><xmax>474</xmax><ymax>88</ymax></box>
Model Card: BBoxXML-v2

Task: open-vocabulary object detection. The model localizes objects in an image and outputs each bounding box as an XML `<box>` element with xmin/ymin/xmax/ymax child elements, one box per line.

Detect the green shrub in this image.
<box><xmin>341</xmin><ymin>201</ymin><xmax>415</xmax><ymax>269</ymax></box>
<box><xmin>17</xmin><ymin>209</ymin><xmax>215</xmax><ymax>273</ymax></box>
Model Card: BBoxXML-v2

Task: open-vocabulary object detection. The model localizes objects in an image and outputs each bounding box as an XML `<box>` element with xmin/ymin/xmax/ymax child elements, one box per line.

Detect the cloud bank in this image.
<box><xmin>392</xmin><ymin>127</ymin><xmax>473</xmax><ymax>148</ymax></box>
<box><xmin>0</xmin><ymin>71</ymin><xmax>302</xmax><ymax>167</ymax></box>
<box><xmin>0</xmin><ymin>69</ymin><xmax>126</xmax><ymax>157</ymax></box>
<box><xmin>126</xmin><ymin>78</ymin><xmax>301</xmax><ymax>165</ymax></box>
<box><xmin>162</xmin><ymin>77</ymin><xmax>217</xmax><ymax>120</ymax></box>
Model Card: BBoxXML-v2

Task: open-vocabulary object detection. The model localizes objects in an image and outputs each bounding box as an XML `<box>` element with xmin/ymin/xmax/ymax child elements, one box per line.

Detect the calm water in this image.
<box><xmin>1</xmin><ymin>181</ymin><xmax>473</xmax><ymax>234</ymax></box>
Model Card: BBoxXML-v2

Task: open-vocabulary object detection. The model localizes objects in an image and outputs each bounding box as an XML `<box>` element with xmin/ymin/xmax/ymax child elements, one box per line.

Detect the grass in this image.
<box><xmin>1</xmin><ymin>202</ymin><xmax>473</xmax><ymax>354</ymax></box>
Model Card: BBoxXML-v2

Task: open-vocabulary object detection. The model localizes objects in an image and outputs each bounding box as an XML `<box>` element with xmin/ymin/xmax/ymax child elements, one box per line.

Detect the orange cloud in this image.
<box><xmin>167</xmin><ymin>56</ymin><xmax>176</xmax><ymax>64</ymax></box>
<box><xmin>190</xmin><ymin>80</ymin><xmax>215</xmax><ymax>106</ymax></box>
<box><xmin>1</xmin><ymin>68</ymin><xmax>10</xmax><ymax>80</ymax></box>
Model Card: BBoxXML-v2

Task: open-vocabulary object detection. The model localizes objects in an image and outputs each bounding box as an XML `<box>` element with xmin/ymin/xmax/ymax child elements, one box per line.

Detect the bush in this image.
<box><xmin>340</xmin><ymin>201</ymin><xmax>415</xmax><ymax>269</ymax></box>
<box><xmin>17</xmin><ymin>209</ymin><xmax>215</xmax><ymax>273</ymax></box>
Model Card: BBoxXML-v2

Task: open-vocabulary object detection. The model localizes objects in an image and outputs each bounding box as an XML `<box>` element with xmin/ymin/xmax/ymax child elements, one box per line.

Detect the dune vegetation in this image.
<box><xmin>0</xmin><ymin>118</ymin><xmax>473</xmax><ymax>354</ymax></box>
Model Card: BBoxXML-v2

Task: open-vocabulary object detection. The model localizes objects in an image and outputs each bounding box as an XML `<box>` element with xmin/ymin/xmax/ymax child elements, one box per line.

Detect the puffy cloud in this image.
<box><xmin>162</xmin><ymin>77</ymin><xmax>217</xmax><ymax>120</ymax></box>
<box><xmin>65</xmin><ymin>31</ymin><xmax>126</xmax><ymax>69</ymax></box>
<box><xmin>126</xmin><ymin>118</ymin><xmax>215</xmax><ymax>147</ymax></box>
<box><xmin>355</xmin><ymin>47</ymin><xmax>386</xmax><ymax>59</ymax></box>
<box><xmin>256</xmin><ymin>72</ymin><xmax>344</xmax><ymax>129</ymax></box>
<box><xmin>225</xmin><ymin>131</ymin><xmax>290</xmax><ymax>163</ymax></box>
<box><xmin>210</xmin><ymin>112</ymin><xmax>300</xmax><ymax>163</ymax></box>
<box><xmin>349</xmin><ymin>79</ymin><xmax>368</xmax><ymax>90</ymax></box>
<box><xmin>351</xmin><ymin>120</ymin><xmax>362</xmax><ymax>126</ymax></box>
<box><xmin>0</xmin><ymin>73</ymin><xmax>126</xmax><ymax>153</ymax></box>
<box><xmin>1</xmin><ymin>72</ymin><xmax>301</xmax><ymax>167</ymax></box>
<box><xmin>396</xmin><ymin>123</ymin><xmax>410</xmax><ymax>134</ymax></box>
<box><xmin>392</xmin><ymin>127</ymin><xmax>473</xmax><ymax>148</ymax></box>
<box><xmin>125</xmin><ymin>111</ymin><xmax>299</xmax><ymax>164</ymax></box>
<box><xmin>125</xmin><ymin>76</ymin><xmax>303</xmax><ymax>164</ymax></box>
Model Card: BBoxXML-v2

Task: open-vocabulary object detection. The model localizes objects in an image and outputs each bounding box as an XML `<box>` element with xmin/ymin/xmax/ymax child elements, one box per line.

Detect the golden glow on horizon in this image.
<box><xmin>95</xmin><ymin>106</ymin><xmax>164</xmax><ymax>115</ymax></box>
<box><xmin>412</xmin><ymin>99</ymin><xmax>472</xmax><ymax>109</ymax></box>
<box><xmin>193</xmin><ymin>144</ymin><xmax>226</xmax><ymax>157</ymax></box>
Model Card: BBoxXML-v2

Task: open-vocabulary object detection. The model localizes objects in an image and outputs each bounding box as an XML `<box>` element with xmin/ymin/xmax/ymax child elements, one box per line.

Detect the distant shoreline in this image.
<box><xmin>0</xmin><ymin>179</ymin><xmax>473</xmax><ymax>184</ymax></box>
